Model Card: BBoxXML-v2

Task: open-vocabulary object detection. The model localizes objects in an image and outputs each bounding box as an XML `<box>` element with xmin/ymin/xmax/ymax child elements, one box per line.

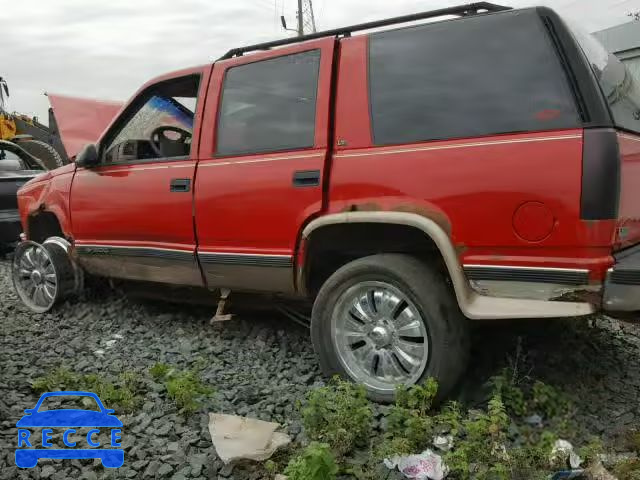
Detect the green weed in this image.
<box><xmin>284</xmin><ymin>442</ymin><xmax>339</xmax><ymax>480</ymax></box>
<box><xmin>32</xmin><ymin>367</ymin><xmax>143</xmax><ymax>413</ymax></box>
<box><xmin>301</xmin><ymin>377</ymin><xmax>372</xmax><ymax>457</ymax></box>
<box><xmin>148</xmin><ymin>362</ymin><xmax>214</xmax><ymax>414</ymax></box>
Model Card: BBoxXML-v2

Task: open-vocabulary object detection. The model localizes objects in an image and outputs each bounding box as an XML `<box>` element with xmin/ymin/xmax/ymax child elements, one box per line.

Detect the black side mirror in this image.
<box><xmin>75</xmin><ymin>144</ymin><xmax>99</xmax><ymax>168</ymax></box>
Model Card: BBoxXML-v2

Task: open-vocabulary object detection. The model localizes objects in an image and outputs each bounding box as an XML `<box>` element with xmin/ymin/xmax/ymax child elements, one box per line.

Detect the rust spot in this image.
<box><xmin>347</xmin><ymin>202</ymin><xmax>381</xmax><ymax>212</ymax></box>
<box><xmin>392</xmin><ymin>204</ymin><xmax>452</xmax><ymax>236</ymax></box>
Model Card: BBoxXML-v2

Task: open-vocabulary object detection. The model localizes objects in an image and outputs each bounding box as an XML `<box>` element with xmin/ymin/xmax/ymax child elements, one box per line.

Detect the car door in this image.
<box><xmin>70</xmin><ymin>69</ymin><xmax>211</xmax><ymax>286</ymax></box>
<box><xmin>195</xmin><ymin>38</ymin><xmax>335</xmax><ymax>293</ymax></box>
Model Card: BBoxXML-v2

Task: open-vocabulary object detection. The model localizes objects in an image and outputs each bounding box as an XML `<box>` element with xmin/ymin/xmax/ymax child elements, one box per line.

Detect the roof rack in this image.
<box><xmin>218</xmin><ymin>2</ymin><xmax>512</xmax><ymax>60</ymax></box>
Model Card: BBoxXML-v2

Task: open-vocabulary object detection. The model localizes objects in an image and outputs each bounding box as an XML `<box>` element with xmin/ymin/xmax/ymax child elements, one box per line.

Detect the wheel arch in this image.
<box><xmin>298</xmin><ymin>211</ymin><xmax>471</xmax><ymax>307</ymax></box>
<box><xmin>27</xmin><ymin>210</ymin><xmax>65</xmax><ymax>243</ymax></box>
<box><xmin>298</xmin><ymin>211</ymin><xmax>595</xmax><ymax>320</ymax></box>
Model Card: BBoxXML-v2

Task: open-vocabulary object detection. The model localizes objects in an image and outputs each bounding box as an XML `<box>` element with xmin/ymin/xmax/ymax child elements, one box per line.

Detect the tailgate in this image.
<box><xmin>616</xmin><ymin>132</ymin><xmax>640</xmax><ymax>250</ymax></box>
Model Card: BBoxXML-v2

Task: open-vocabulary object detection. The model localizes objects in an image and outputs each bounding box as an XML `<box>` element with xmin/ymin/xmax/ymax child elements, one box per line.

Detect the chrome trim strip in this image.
<box><xmin>334</xmin><ymin>135</ymin><xmax>582</xmax><ymax>158</ymax></box>
<box><xmin>464</xmin><ymin>265</ymin><xmax>589</xmax><ymax>286</ymax></box>
<box><xmin>76</xmin><ymin>245</ymin><xmax>194</xmax><ymax>261</ymax></box>
<box><xmin>198</xmin><ymin>252</ymin><xmax>293</xmax><ymax>267</ymax></box>
<box><xmin>464</xmin><ymin>264</ymin><xmax>590</xmax><ymax>273</ymax></box>
<box><xmin>302</xmin><ymin>212</ymin><xmax>594</xmax><ymax>319</ymax></box>
<box><xmin>199</xmin><ymin>152</ymin><xmax>324</xmax><ymax>168</ymax></box>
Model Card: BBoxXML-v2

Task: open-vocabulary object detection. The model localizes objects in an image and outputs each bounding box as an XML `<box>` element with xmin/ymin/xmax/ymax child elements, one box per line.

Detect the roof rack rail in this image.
<box><xmin>218</xmin><ymin>2</ymin><xmax>512</xmax><ymax>60</ymax></box>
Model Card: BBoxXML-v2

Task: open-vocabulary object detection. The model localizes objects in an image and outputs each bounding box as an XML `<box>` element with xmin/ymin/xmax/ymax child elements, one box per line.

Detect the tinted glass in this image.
<box><xmin>217</xmin><ymin>50</ymin><xmax>321</xmax><ymax>156</ymax></box>
<box><xmin>570</xmin><ymin>24</ymin><xmax>640</xmax><ymax>134</ymax></box>
<box><xmin>369</xmin><ymin>11</ymin><xmax>580</xmax><ymax>145</ymax></box>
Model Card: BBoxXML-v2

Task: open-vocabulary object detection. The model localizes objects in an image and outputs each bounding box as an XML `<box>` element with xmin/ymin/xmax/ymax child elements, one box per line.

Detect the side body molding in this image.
<box><xmin>301</xmin><ymin>212</ymin><xmax>594</xmax><ymax>320</ymax></box>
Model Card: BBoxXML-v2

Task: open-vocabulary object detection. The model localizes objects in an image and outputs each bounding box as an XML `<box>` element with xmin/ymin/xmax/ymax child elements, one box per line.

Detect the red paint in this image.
<box><xmin>67</xmin><ymin>65</ymin><xmax>211</xmax><ymax>254</ymax></box>
<box><xmin>15</xmin><ymin>31</ymin><xmax>637</xmax><ymax>293</ymax></box>
<box><xmin>195</xmin><ymin>37</ymin><xmax>335</xmax><ymax>257</ymax></box>
<box><xmin>18</xmin><ymin>164</ymin><xmax>76</xmax><ymax>238</ymax></box>
<box><xmin>47</xmin><ymin>94</ymin><xmax>123</xmax><ymax>159</ymax></box>
<box><xmin>512</xmin><ymin>202</ymin><xmax>555</xmax><ymax>243</ymax></box>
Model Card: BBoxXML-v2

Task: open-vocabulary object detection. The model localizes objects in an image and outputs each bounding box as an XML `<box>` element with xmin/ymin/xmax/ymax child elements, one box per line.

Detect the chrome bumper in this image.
<box><xmin>603</xmin><ymin>245</ymin><xmax>640</xmax><ymax>312</ymax></box>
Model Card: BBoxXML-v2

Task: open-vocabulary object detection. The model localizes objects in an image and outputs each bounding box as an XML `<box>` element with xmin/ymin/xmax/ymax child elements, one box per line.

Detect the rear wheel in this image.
<box><xmin>311</xmin><ymin>254</ymin><xmax>469</xmax><ymax>403</ymax></box>
<box><xmin>15</xmin><ymin>139</ymin><xmax>65</xmax><ymax>170</ymax></box>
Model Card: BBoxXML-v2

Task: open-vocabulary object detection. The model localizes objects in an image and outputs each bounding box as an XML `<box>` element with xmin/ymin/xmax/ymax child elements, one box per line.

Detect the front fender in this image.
<box><xmin>17</xmin><ymin>168</ymin><xmax>74</xmax><ymax>238</ymax></box>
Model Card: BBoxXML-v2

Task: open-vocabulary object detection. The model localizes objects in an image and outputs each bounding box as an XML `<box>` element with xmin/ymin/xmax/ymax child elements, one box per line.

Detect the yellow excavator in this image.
<box><xmin>0</xmin><ymin>77</ymin><xmax>67</xmax><ymax>169</ymax></box>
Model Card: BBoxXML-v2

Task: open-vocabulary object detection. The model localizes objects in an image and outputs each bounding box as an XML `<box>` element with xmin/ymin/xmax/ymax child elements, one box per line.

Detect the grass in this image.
<box><xmin>149</xmin><ymin>362</ymin><xmax>215</xmax><ymax>414</ymax></box>
<box><xmin>273</xmin><ymin>372</ymin><xmax>620</xmax><ymax>480</ymax></box>
<box><xmin>32</xmin><ymin>367</ymin><xmax>144</xmax><ymax>413</ymax></box>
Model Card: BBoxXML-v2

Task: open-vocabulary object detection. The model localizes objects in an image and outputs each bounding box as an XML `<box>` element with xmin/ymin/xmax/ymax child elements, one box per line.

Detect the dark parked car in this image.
<box><xmin>0</xmin><ymin>140</ymin><xmax>44</xmax><ymax>248</ymax></box>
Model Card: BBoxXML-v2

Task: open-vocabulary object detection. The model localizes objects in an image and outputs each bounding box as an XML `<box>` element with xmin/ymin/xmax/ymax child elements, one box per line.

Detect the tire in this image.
<box><xmin>311</xmin><ymin>253</ymin><xmax>469</xmax><ymax>403</ymax></box>
<box><xmin>16</xmin><ymin>139</ymin><xmax>65</xmax><ymax>170</ymax></box>
<box><xmin>11</xmin><ymin>239</ymin><xmax>77</xmax><ymax>313</ymax></box>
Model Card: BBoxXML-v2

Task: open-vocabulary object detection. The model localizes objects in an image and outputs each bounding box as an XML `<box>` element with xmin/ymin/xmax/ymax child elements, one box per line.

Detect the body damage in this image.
<box><xmin>17</xmin><ymin>163</ymin><xmax>76</xmax><ymax>239</ymax></box>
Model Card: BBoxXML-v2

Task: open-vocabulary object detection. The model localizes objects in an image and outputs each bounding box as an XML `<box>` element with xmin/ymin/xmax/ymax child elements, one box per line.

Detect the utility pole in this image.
<box><xmin>281</xmin><ymin>0</ymin><xmax>317</xmax><ymax>37</ymax></box>
<box><xmin>297</xmin><ymin>0</ymin><xmax>304</xmax><ymax>37</ymax></box>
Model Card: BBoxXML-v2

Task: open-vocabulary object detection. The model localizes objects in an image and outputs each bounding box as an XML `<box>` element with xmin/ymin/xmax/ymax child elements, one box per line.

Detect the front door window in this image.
<box><xmin>103</xmin><ymin>75</ymin><xmax>200</xmax><ymax>164</ymax></box>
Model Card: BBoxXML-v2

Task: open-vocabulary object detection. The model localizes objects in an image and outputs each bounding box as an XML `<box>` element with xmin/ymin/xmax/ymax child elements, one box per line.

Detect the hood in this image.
<box><xmin>48</xmin><ymin>94</ymin><xmax>123</xmax><ymax>159</ymax></box>
<box><xmin>16</xmin><ymin>409</ymin><xmax>123</xmax><ymax>427</ymax></box>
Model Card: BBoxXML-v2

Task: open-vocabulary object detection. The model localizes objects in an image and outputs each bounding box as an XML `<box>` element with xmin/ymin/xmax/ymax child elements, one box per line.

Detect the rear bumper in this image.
<box><xmin>604</xmin><ymin>244</ymin><xmax>640</xmax><ymax>312</ymax></box>
<box><xmin>0</xmin><ymin>208</ymin><xmax>22</xmax><ymax>243</ymax></box>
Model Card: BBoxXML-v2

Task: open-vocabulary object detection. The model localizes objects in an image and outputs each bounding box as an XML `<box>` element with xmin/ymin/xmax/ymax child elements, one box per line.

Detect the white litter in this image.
<box><xmin>384</xmin><ymin>449</ymin><xmax>448</xmax><ymax>480</ymax></box>
<box><xmin>208</xmin><ymin>413</ymin><xmax>291</xmax><ymax>464</ymax></box>
<box><xmin>93</xmin><ymin>349</ymin><xmax>105</xmax><ymax>356</ymax></box>
<box><xmin>112</xmin><ymin>333</ymin><xmax>124</xmax><ymax>339</ymax></box>
<box><xmin>433</xmin><ymin>435</ymin><xmax>454</xmax><ymax>452</ymax></box>
<box><xmin>550</xmin><ymin>439</ymin><xmax>583</xmax><ymax>469</ymax></box>
<box><xmin>105</xmin><ymin>339</ymin><xmax>117</xmax><ymax>348</ymax></box>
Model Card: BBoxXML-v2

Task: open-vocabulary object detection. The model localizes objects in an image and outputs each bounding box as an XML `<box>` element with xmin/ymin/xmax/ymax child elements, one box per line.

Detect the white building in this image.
<box><xmin>595</xmin><ymin>21</ymin><xmax>640</xmax><ymax>79</ymax></box>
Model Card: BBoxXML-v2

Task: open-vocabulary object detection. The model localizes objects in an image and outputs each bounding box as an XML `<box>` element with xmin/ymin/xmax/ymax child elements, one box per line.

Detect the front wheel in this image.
<box><xmin>311</xmin><ymin>254</ymin><xmax>469</xmax><ymax>403</ymax></box>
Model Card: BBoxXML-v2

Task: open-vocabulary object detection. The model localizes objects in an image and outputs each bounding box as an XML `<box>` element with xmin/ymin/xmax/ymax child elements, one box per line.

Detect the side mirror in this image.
<box><xmin>75</xmin><ymin>144</ymin><xmax>99</xmax><ymax>168</ymax></box>
<box><xmin>24</xmin><ymin>408</ymin><xmax>35</xmax><ymax>414</ymax></box>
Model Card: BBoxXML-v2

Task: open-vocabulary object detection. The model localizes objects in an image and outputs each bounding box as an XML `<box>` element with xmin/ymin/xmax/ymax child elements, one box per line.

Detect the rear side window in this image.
<box><xmin>217</xmin><ymin>50</ymin><xmax>321</xmax><ymax>156</ymax></box>
<box><xmin>369</xmin><ymin>11</ymin><xmax>580</xmax><ymax>146</ymax></box>
<box><xmin>570</xmin><ymin>25</ymin><xmax>640</xmax><ymax>134</ymax></box>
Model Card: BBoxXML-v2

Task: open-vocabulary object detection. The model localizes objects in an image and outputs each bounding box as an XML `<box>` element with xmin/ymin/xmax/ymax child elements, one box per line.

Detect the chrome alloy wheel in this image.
<box><xmin>12</xmin><ymin>241</ymin><xmax>59</xmax><ymax>313</ymax></box>
<box><xmin>331</xmin><ymin>281</ymin><xmax>430</xmax><ymax>393</ymax></box>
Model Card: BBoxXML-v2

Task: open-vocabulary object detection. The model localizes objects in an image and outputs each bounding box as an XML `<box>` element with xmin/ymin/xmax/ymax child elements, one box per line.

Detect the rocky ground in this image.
<box><xmin>1</xmin><ymin>256</ymin><xmax>639</xmax><ymax>479</ymax></box>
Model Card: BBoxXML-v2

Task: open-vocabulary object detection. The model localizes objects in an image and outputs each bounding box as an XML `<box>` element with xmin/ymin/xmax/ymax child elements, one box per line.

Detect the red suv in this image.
<box><xmin>13</xmin><ymin>3</ymin><xmax>640</xmax><ymax>401</ymax></box>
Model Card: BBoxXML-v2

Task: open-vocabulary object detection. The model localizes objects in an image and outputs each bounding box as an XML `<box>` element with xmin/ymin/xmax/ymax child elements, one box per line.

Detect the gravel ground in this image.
<box><xmin>1</xmin><ymin>257</ymin><xmax>640</xmax><ymax>479</ymax></box>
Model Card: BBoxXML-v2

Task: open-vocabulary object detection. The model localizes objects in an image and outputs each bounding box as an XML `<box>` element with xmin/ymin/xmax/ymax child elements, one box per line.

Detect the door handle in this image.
<box><xmin>292</xmin><ymin>170</ymin><xmax>320</xmax><ymax>187</ymax></box>
<box><xmin>170</xmin><ymin>178</ymin><xmax>191</xmax><ymax>192</ymax></box>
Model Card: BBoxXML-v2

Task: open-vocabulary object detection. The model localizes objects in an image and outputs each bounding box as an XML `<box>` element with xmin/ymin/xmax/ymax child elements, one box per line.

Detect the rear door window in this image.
<box><xmin>216</xmin><ymin>50</ymin><xmax>321</xmax><ymax>156</ymax></box>
<box><xmin>368</xmin><ymin>10</ymin><xmax>580</xmax><ymax>146</ymax></box>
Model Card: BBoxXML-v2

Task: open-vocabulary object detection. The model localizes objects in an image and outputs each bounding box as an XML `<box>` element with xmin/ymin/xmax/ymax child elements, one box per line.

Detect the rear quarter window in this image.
<box><xmin>569</xmin><ymin>24</ymin><xmax>640</xmax><ymax>134</ymax></box>
<box><xmin>368</xmin><ymin>10</ymin><xmax>580</xmax><ymax>146</ymax></box>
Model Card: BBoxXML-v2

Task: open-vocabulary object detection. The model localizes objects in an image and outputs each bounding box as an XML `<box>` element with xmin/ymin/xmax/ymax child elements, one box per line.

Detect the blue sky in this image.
<box><xmin>2</xmin><ymin>0</ymin><xmax>638</xmax><ymax>121</ymax></box>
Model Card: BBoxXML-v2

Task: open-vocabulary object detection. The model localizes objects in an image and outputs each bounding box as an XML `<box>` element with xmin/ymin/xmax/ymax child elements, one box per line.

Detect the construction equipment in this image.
<box><xmin>0</xmin><ymin>76</ymin><xmax>67</xmax><ymax>170</ymax></box>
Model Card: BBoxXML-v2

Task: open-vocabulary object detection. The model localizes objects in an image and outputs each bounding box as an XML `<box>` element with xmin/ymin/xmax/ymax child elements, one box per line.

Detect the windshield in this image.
<box><xmin>570</xmin><ymin>23</ymin><xmax>640</xmax><ymax>133</ymax></box>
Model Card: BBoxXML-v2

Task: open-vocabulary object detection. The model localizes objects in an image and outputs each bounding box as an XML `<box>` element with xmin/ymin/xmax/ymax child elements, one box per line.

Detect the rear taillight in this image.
<box><xmin>581</xmin><ymin>128</ymin><xmax>620</xmax><ymax>220</ymax></box>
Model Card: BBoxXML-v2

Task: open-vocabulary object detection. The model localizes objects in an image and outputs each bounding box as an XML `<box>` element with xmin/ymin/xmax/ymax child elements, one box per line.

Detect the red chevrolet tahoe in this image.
<box><xmin>12</xmin><ymin>3</ymin><xmax>640</xmax><ymax>401</ymax></box>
